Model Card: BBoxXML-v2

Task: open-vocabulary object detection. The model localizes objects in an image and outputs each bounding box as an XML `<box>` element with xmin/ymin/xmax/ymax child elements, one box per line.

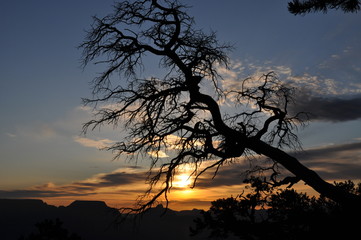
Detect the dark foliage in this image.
<box><xmin>191</xmin><ymin>178</ymin><xmax>361</xmax><ymax>239</ymax></box>
<box><xmin>19</xmin><ymin>219</ymin><xmax>82</xmax><ymax>240</ymax></box>
<box><xmin>288</xmin><ymin>0</ymin><xmax>360</xmax><ymax>15</ymax></box>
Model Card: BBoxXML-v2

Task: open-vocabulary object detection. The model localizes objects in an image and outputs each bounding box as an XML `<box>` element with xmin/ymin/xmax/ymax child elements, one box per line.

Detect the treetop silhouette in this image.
<box><xmin>80</xmin><ymin>0</ymin><xmax>361</xmax><ymax>212</ymax></box>
<box><xmin>191</xmin><ymin>178</ymin><xmax>361</xmax><ymax>239</ymax></box>
<box><xmin>288</xmin><ymin>0</ymin><xmax>360</xmax><ymax>15</ymax></box>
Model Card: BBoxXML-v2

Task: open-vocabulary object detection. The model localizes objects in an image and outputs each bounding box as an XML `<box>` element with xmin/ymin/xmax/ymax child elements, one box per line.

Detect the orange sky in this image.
<box><xmin>1</xmin><ymin>140</ymin><xmax>360</xmax><ymax>211</ymax></box>
<box><xmin>22</xmin><ymin>160</ymin><xmax>331</xmax><ymax>211</ymax></box>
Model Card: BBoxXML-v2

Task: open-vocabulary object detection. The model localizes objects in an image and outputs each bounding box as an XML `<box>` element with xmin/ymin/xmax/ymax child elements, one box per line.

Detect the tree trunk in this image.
<box><xmin>247</xmin><ymin>138</ymin><xmax>361</xmax><ymax>207</ymax></box>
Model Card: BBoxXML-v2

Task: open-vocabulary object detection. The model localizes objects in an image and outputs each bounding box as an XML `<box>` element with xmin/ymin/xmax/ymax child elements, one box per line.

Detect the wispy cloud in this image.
<box><xmin>13</xmin><ymin>124</ymin><xmax>58</xmax><ymax>141</ymax></box>
<box><xmin>219</xmin><ymin>60</ymin><xmax>350</xmax><ymax>95</ymax></box>
<box><xmin>73</xmin><ymin>136</ymin><xmax>115</xmax><ymax>149</ymax></box>
<box><xmin>5</xmin><ymin>133</ymin><xmax>16</xmax><ymax>138</ymax></box>
<box><xmin>0</xmin><ymin>167</ymin><xmax>148</xmax><ymax>200</ymax></box>
<box><xmin>147</xmin><ymin>150</ymin><xmax>169</xmax><ymax>158</ymax></box>
<box><xmin>295</xmin><ymin>141</ymin><xmax>361</xmax><ymax>180</ymax></box>
<box><xmin>318</xmin><ymin>45</ymin><xmax>361</xmax><ymax>90</ymax></box>
<box><xmin>0</xmin><ymin>187</ymin><xmax>95</xmax><ymax>198</ymax></box>
<box><xmin>74</xmin><ymin>168</ymin><xmax>147</xmax><ymax>189</ymax></box>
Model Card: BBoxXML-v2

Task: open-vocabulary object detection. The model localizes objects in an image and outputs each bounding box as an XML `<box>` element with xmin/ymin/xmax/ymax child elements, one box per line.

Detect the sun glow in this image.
<box><xmin>174</xmin><ymin>174</ymin><xmax>192</xmax><ymax>188</ymax></box>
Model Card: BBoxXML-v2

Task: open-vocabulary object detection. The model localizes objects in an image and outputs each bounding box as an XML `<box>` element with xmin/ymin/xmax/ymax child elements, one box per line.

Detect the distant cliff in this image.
<box><xmin>0</xmin><ymin>199</ymin><xmax>203</xmax><ymax>240</ymax></box>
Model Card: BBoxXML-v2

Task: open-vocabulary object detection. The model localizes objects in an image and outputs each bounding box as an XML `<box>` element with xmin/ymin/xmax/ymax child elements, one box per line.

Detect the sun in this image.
<box><xmin>174</xmin><ymin>174</ymin><xmax>192</xmax><ymax>188</ymax></box>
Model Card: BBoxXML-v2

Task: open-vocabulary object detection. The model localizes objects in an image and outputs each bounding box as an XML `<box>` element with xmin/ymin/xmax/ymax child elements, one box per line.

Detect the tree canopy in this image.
<box><xmin>288</xmin><ymin>0</ymin><xmax>360</xmax><ymax>15</ymax></box>
<box><xmin>80</xmin><ymin>0</ymin><xmax>361</xmax><ymax>212</ymax></box>
<box><xmin>191</xmin><ymin>178</ymin><xmax>361</xmax><ymax>239</ymax></box>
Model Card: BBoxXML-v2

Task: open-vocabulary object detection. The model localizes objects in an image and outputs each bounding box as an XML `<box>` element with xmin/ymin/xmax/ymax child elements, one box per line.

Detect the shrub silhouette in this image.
<box><xmin>191</xmin><ymin>178</ymin><xmax>361</xmax><ymax>239</ymax></box>
<box><xmin>19</xmin><ymin>219</ymin><xmax>82</xmax><ymax>240</ymax></box>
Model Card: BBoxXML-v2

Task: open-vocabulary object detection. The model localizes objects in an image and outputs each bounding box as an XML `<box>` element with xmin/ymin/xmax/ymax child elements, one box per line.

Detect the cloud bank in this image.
<box><xmin>289</xmin><ymin>94</ymin><xmax>361</xmax><ymax>122</ymax></box>
<box><xmin>217</xmin><ymin>59</ymin><xmax>361</xmax><ymax>123</ymax></box>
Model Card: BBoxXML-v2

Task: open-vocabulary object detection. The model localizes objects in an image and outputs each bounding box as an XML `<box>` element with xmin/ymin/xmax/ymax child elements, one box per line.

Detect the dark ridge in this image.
<box><xmin>0</xmin><ymin>199</ymin><xmax>203</xmax><ymax>240</ymax></box>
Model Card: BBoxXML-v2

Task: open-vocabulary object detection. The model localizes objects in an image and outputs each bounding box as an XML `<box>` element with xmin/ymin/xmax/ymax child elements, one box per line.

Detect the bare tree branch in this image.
<box><xmin>80</xmin><ymin>0</ymin><xmax>361</xmax><ymax>213</ymax></box>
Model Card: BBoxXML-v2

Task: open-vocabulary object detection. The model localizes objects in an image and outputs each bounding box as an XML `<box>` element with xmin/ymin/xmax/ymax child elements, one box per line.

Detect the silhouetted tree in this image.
<box><xmin>80</xmin><ymin>0</ymin><xmax>361</xmax><ymax>212</ymax></box>
<box><xmin>191</xmin><ymin>179</ymin><xmax>361</xmax><ymax>239</ymax></box>
<box><xmin>191</xmin><ymin>177</ymin><xmax>274</xmax><ymax>239</ymax></box>
<box><xmin>288</xmin><ymin>0</ymin><xmax>360</xmax><ymax>15</ymax></box>
<box><xmin>19</xmin><ymin>219</ymin><xmax>82</xmax><ymax>240</ymax></box>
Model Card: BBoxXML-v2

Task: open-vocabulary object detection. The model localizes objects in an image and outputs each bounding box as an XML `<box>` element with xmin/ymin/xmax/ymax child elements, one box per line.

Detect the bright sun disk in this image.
<box><xmin>174</xmin><ymin>174</ymin><xmax>192</xmax><ymax>188</ymax></box>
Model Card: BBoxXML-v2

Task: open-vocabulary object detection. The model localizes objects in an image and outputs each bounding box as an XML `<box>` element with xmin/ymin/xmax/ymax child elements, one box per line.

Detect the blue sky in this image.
<box><xmin>1</xmin><ymin>0</ymin><xmax>360</xmax><ymax>210</ymax></box>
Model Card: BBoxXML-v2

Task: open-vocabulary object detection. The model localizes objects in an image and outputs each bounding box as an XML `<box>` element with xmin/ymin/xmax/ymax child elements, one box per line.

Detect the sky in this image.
<box><xmin>1</xmin><ymin>0</ymin><xmax>361</xmax><ymax>211</ymax></box>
